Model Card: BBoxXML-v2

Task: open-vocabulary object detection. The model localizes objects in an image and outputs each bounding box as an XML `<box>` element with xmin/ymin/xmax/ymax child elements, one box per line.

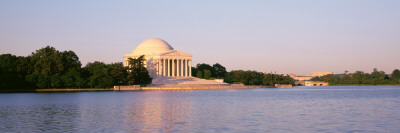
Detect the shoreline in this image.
<box><xmin>1</xmin><ymin>85</ymin><xmax>399</xmax><ymax>92</ymax></box>
<box><xmin>325</xmin><ymin>84</ymin><xmax>400</xmax><ymax>86</ymax></box>
<box><xmin>0</xmin><ymin>85</ymin><xmax>270</xmax><ymax>92</ymax></box>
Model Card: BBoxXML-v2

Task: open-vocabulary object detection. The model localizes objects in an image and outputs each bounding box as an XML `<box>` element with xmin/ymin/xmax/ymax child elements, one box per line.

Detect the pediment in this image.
<box><xmin>160</xmin><ymin>50</ymin><xmax>192</xmax><ymax>57</ymax></box>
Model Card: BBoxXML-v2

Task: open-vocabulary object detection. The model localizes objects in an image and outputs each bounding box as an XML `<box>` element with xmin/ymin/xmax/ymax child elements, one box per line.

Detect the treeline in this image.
<box><xmin>0</xmin><ymin>46</ymin><xmax>151</xmax><ymax>90</ymax></box>
<box><xmin>224</xmin><ymin>70</ymin><xmax>293</xmax><ymax>86</ymax></box>
<box><xmin>311</xmin><ymin>68</ymin><xmax>400</xmax><ymax>85</ymax></box>
<box><xmin>191</xmin><ymin>63</ymin><xmax>227</xmax><ymax>79</ymax></box>
<box><xmin>191</xmin><ymin>63</ymin><xmax>294</xmax><ymax>86</ymax></box>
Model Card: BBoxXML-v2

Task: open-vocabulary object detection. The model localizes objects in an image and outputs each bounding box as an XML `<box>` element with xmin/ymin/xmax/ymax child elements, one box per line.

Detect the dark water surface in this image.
<box><xmin>1</xmin><ymin>86</ymin><xmax>400</xmax><ymax>132</ymax></box>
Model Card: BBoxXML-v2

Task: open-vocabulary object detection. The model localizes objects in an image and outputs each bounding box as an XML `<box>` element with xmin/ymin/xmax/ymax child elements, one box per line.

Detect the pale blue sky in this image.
<box><xmin>1</xmin><ymin>0</ymin><xmax>399</xmax><ymax>74</ymax></box>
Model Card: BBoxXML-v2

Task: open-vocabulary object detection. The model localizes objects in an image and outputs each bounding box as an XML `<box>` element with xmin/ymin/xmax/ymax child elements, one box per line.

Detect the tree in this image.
<box><xmin>0</xmin><ymin>54</ymin><xmax>19</xmax><ymax>73</ymax></box>
<box><xmin>75</xmin><ymin>76</ymin><xmax>86</xmax><ymax>88</ymax></box>
<box><xmin>203</xmin><ymin>69</ymin><xmax>211</xmax><ymax>79</ymax></box>
<box><xmin>0</xmin><ymin>54</ymin><xmax>33</xmax><ymax>90</ymax></box>
<box><xmin>196</xmin><ymin>70</ymin><xmax>203</xmax><ymax>78</ymax></box>
<box><xmin>196</xmin><ymin>63</ymin><xmax>214</xmax><ymax>78</ymax></box>
<box><xmin>126</xmin><ymin>55</ymin><xmax>152</xmax><ymax>85</ymax></box>
<box><xmin>30</xmin><ymin>46</ymin><xmax>64</xmax><ymax>76</ymax></box>
<box><xmin>262</xmin><ymin>73</ymin><xmax>274</xmax><ymax>86</ymax></box>
<box><xmin>61</xmin><ymin>50</ymin><xmax>81</xmax><ymax>72</ymax></box>
<box><xmin>224</xmin><ymin>72</ymin><xmax>236</xmax><ymax>83</ymax></box>
<box><xmin>224</xmin><ymin>70</ymin><xmax>265</xmax><ymax>85</ymax></box>
<box><xmin>191</xmin><ymin>67</ymin><xmax>198</xmax><ymax>77</ymax></box>
<box><xmin>371</xmin><ymin>68</ymin><xmax>386</xmax><ymax>80</ymax></box>
<box><xmin>24</xmin><ymin>46</ymin><xmax>84</xmax><ymax>89</ymax></box>
<box><xmin>84</xmin><ymin>61</ymin><xmax>113</xmax><ymax>88</ymax></box>
<box><xmin>351</xmin><ymin>71</ymin><xmax>365</xmax><ymax>84</ymax></box>
<box><xmin>213</xmin><ymin>63</ymin><xmax>227</xmax><ymax>78</ymax></box>
<box><xmin>109</xmin><ymin>62</ymin><xmax>128</xmax><ymax>85</ymax></box>
<box><xmin>392</xmin><ymin>69</ymin><xmax>400</xmax><ymax>84</ymax></box>
<box><xmin>61</xmin><ymin>74</ymin><xmax>74</xmax><ymax>88</ymax></box>
<box><xmin>61</xmin><ymin>69</ymin><xmax>82</xmax><ymax>88</ymax></box>
<box><xmin>371</xmin><ymin>68</ymin><xmax>388</xmax><ymax>84</ymax></box>
<box><xmin>50</xmin><ymin>74</ymin><xmax>63</xmax><ymax>88</ymax></box>
<box><xmin>37</xmin><ymin>74</ymin><xmax>50</xmax><ymax>89</ymax></box>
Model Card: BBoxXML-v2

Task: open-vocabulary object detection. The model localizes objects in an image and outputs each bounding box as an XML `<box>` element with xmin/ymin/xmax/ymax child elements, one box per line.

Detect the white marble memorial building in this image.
<box><xmin>124</xmin><ymin>38</ymin><xmax>192</xmax><ymax>79</ymax></box>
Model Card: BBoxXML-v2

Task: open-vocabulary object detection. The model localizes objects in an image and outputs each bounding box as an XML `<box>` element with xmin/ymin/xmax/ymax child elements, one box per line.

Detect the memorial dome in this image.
<box><xmin>135</xmin><ymin>38</ymin><xmax>174</xmax><ymax>52</ymax></box>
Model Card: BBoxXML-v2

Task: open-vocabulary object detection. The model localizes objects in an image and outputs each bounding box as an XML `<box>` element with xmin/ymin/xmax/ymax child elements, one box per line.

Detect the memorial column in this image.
<box><xmin>167</xmin><ymin>59</ymin><xmax>170</xmax><ymax>77</ymax></box>
<box><xmin>161</xmin><ymin>59</ymin><xmax>165</xmax><ymax>76</ymax></box>
<box><xmin>180</xmin><ymin>59</ymin><xmax>184</xmax><ymax>77</ymax></box>
<box><xmin>156</xmin><ymin>59</ymin><xmax>159</xmax><ymax>75</ymax></box>
<box><xmin>171</xmin><ymin>59</ymin><xmax>175</xmax><ymax>77</ymax></box>
<box><xmin>189</xmin><ymin>60</ymin><xmax>192</xmax><ymax>77</ymax></box>
<box><xmin>186</xmin><ymin>59</ymin><xmax>189</xmax><ymax>77</ymax></box>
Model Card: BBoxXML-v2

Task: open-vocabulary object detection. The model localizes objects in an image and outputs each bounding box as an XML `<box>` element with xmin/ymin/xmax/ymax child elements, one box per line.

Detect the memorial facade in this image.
<box><xmin>124</xmin><ymin>38</ymin><xmax>192</xmax><ymax>78</ymax></box>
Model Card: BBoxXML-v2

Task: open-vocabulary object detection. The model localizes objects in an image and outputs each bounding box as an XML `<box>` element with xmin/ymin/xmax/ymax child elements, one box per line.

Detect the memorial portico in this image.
<box><xmin>124</xmin><ymin>38</ymin><xmax>192</xmax><ymax>79</ymax></box>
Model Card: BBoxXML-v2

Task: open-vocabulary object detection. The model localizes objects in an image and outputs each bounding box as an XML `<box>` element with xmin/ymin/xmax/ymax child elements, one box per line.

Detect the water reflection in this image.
<box><xmin>1</xmin><ymin>87</ymin><xmax>400</xmax><ymax>132</ymax></box>
<box><xmin>0</xmin><ymin>104</ymin><xmax>80</xmax><ymax>132</ymax></box>
<box><xmin>121</xmin><ymin>91</ymin><xmax>193</xmax><ymax>132</ymax></box>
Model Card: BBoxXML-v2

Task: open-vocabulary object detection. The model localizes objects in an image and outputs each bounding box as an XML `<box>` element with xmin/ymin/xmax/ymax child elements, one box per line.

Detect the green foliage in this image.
<box><xmin>196</xmin><ymin>70</ymin><xmax>203</xmax><ymax>78</ymax></box>
<box><xmin>109</xmin><ymin>62</ymin><xmax>128</xmax><ymax>85</ymax></box>
<box><xmin>223</xmin><ymin>70</ymin><xmax>292</xmax><ymax>86</ymax></box>
<box><xmin>312</xmin><ymin>68</ymin><xmax>395</xmax><ymax>85</ymax></box>
<box><xmin>192</xmin><ymin>63</ymin><xmax>227</xmax><ymax>79</ymax></box>
<box><xmin>0</xmin><ymin>46</ymin><xmax>132</xmax><ymax>90</ymax></box>
<box><xmin>213</xmin><ymin>63</ymin><xmax>227</xmax><ymax>78</ymax></box>
<box><xmin>193</xmin><ymin>63</ymin><xmax>293</xmax><ymax>85</ymax></box>
<box><xmin>126</xmin><ymin>55</ymin><xmax>152</xmax><ymax>85</ymax></box>
<box><xmin>0</xmin><ymin>54</ymin><xmax>19</xmax><ymax>73</ymax></box>
<box><xmin>0</xmin><ymin>54</ymin><xmax>34</xmax><ymax>90</ymax></box>
<box><xmin>196</xmin><ymin>63</ymin><xmax>214</xmax><ymax>77</ymax></box>
<box><xmin>392</xmin><ymin>69</ymin><xmax>400</xmax><ymax>84</ymax></box>
<box><xmin>84</xmin><ymin>61</ymin><xmax>113</xmax><ymax>88</ymax></box>
<box><xmin>203</xmin><ymin>69</ymin><xmax>211</xmax><ymax>79</ymax></box>
<box><xmin>50</xmin><ymin>74</ymin><xmax>62</xmax><ymax>88</ymax></box>
<box><xmin>191</xmin><ymin>67</ymin><xmax>198</xmax><ymax>77</ymax></box>
<box><xmin>30</xmin><ymin>46</ymin><xmax>64</xmax><ymax>76</ymax></box>
<box><xmin>61</xmin><ymin>69</ymin><xmax>81</xmax><ymax>88</ymax></box>
<box><xmin>2</xmin><ymin>45</ymin><xmax>400</xmax><ymax>90</ymax></box>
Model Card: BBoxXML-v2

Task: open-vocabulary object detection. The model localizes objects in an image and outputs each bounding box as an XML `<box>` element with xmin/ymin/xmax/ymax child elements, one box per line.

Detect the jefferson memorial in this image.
<box><xmin>122</xmin><ymin>38</ymin><xmax>230</xmax><ymax>85</ymax></box>
<box><xmin>124</xmin><ymin>38</ymin><xmax>193</xmax><ymax>79</ymax></box>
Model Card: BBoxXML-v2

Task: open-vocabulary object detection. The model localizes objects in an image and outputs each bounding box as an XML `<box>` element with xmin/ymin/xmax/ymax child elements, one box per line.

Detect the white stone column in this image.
<box><xmin>177</xmin><ymin>59</ymin><xmax>180</xmax><ymax>77</ymax></box>
<box><xmin>189</xmin><ymin>60</ymin><xmax>192</xmax><ymax>77</ymax></box>
<box><xmin>180</xmin><ymin>59</ymin><xmax>183</xmax><ymax>77</ymax></box>
<box><xmin>158</xmin><ymin>59</ymin><xmax>162</xmax><ymax>76</ymax></box>
<box><xmin>158</xmin><ymin>59</ymin><xmax>161</xmax><ymax>76</ymax></box>
<box><xmin>184</xmin><ymin>59</ymin><xmax>187</xmax><ymax>77</ymax></box>
<box><xmin>155</xmin><ymin>59</ymin><xmax>159</xmax><ymax>75</ymax></box>
<box><xmin>160</xmin><ymin>59</ymin><xmax>163</xmax><ymax>76</ymax></box>
<box><xmin>186</xmin><ymin>59</ymin><xmax>189</xmax><ymax>77</ymax></box>
<box><xmin>159</xmin><ymin>59</ymin><xmax>162</xmax><ymax>76</ymax></box>
<box><xmin>172</xmin><ymin>59</ymin><xmax>175</xmax><ymax>77</ymax></box>
<box><xmin>167</xmin><ymin>59</ymin><xmax>170</xmax><ymax>77</ymax></box>
<box><xmin>181</xmin><ymin>59</ymin><xmax>184</xmax><ymax>77</ymax></box>
<box><xmin>177</xmin><ymin>59</ymin><xmax>179</xmax><ymax>77</ymax></box>
<box><xmin>163</xmin><ymin>59</ymin><xmax>167</xmax><ymax>76</ymax></box>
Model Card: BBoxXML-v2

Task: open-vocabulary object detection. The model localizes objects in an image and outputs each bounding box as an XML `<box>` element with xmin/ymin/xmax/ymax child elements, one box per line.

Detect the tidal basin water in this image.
<box><xmin>1</xmin><ymin>86</ymin><xmax>400</xmax><ymax>132</ymax></box>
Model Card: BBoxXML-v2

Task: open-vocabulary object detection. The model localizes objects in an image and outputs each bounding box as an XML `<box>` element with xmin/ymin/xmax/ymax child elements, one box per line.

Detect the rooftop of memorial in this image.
<box><xmin>135</xmin><ymin>38</ymin><xmax>174</xmax><ymax>52</ymax></box>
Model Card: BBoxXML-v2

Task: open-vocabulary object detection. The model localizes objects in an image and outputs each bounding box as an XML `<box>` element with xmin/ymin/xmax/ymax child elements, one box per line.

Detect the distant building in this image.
<box><xmin>289</xmin><ymin>72</ymin><xmax>333</xmax><ymax>81</ymax></box>
<box><xmin>304</xmin><ymin>81</ymin><xmax>329</xmax><ymax>86</ymax></box>
<box><xmin>294</xmin><ymin>81</ymin><xmax>329</xmax><ymax>86</ymax></box>
<box><xmin>275</xmin><ymin>84</ymin><xmax>293</xmax><ymax>88</ymax></box>
<box><xmin>124</xmin><ymin>38</ymin><xmax>193</xmax><ymax>78</ymax></box>
<box><xmin>310</xmin><ymin>72</ymin><xmax>333</xmax><ymax>77</ymax></box>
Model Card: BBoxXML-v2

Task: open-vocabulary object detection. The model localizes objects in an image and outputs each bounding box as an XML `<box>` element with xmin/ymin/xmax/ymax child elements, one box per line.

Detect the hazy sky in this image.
<box><xmin>1</xmin><ymin>0</ymin><xmax>399</xmax><ymax>74</ymax></box>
